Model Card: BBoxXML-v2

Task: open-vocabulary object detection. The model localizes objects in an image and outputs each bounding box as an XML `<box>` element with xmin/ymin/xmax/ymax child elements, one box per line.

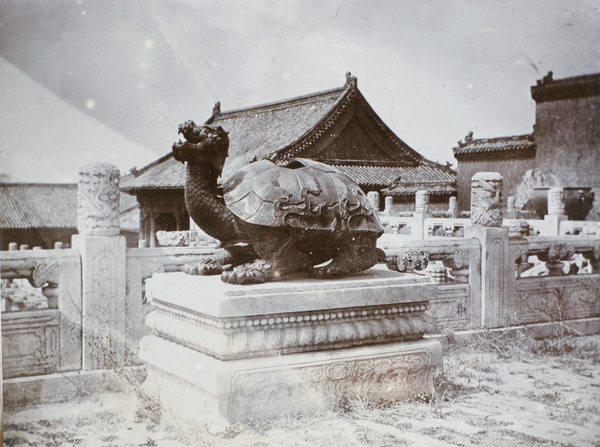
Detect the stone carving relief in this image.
<box><xmin>415</xmin><ymin>190</ymin><xmax>430</xmax><ymax>214</ymax></box>
<box><xmin>470</xmin><ymin>172</ymin><xmax>503</xmax><ymax>227</ymax></box>
<box><xmin>227</xmin><ymin>350</ymin><xmax>432</xmax><ymax>419</ymax></box>
<box><xmin>30</xmin><ymin>261</ymin><xmax>59</xmax><ymax>288</ymax></box>
<box><xmin>77</xmin><ymin>163</ymin><xmax>121</xmax><ymax>236</ymax></box>
<box><xmin>387</xmin><ymin>249</ymin><xmax>430</xmax><ymax>272</ymax></box>
<box><xmin>149</xmin><ymin>300</ymin><xmax>431</xmax><ymax>360</ymax></box>
<box><xmin>2</xmin><ymin>311</ymin><xmax>61</xmax><ymax>378</ymax></box>
<box><xmin>301</xmin><ymin>352</ymin><xmax>430</xmax><ymax>399</ymax></box>
<box><xmin>547</xmin><ymin>187</ymin><xmax>565</xmax><ymax>216</ymax></box>
<box><xmin>516</xmin><ymin>278</ymin><xmax>600</xmax><ymax>324</ymax></box>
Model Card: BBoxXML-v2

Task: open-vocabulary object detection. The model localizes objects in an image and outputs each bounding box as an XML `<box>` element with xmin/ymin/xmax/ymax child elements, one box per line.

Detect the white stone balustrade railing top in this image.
<box><xmin>511</xmin><ymin>236</ymin><xmax>600</xmax><ymax>277</ymax></box>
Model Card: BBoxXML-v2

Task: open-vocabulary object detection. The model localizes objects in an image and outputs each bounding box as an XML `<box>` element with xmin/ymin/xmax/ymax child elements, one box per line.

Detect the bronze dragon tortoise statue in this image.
<box><xmin>172</xmin><ymin>118</ymin><xmax>383</xmax><ymax>284</ymax></box>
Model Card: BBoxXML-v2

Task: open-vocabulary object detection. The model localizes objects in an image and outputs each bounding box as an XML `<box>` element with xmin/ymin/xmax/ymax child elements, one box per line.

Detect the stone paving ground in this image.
<box><xmin>4</xmin><ymin>332</ymin><xmax>600</xmax><ymax>447</ymax></box>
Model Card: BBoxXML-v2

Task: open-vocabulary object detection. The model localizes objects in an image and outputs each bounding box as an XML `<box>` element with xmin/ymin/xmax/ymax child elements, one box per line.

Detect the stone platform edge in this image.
<box><xmin>139</xmin><ymin>335</ymin><xmax>442</xmax><ymax>424</ymax></box>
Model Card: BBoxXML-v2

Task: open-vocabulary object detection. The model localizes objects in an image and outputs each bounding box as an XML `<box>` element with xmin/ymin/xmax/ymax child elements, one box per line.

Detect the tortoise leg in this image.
<box><xmin>182</xmin><ymin>246</ymin><xmax>257</xmax><ymax>276</ymax></box>
<box><xmin>311</xmin><ymin>234</ymin><xmax>378</xmax><ymax>278</ymax></box>
<box><xmin>221</xmin><ymin>228</ymin><xmax>310</xmax><ymax>284</ymax></box>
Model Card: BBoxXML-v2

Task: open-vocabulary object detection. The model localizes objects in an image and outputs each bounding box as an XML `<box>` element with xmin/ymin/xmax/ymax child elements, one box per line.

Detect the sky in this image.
<box><xmin>1</xmin><ymin>0</ymin><xmax>599</xmax><ymax>182</ymax></box>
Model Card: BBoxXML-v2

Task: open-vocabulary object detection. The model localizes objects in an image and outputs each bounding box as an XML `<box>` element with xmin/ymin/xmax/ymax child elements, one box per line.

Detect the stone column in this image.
<box><xmin>413</xmin><ymin>190</ymin><xmax>430</xmax><ymax>240</ymax></box>
<box><xmin>367</xmin><ymin>191</ymin><xmax>380</xmax><ymax>211</ymax></box>
<box><xmin>72</xmin><ymin>163</ymin><xmax>129</xmax><ymax>370</ymax></box>
<box><xmin>544</xmin><ymin>187</ymin><xmax>568</xmax><ymax>236</ymax></box>
<box><xmin>547</xmin><ymin>187</ymin><xmax>565</xmax><ymax>216</ymax></box>
<box><xmin>448</xmin><ymin>196</ymin><xmax>458</xmax><ymax>219</ymax></box>
<box><xmin>505</xmin><ymin>196</ymin><xmax>517</xmax><ymax>219</ymax></box>
<box><xmin>466</xmin><ymin>172</ymin><xmax>513</xmax><ymax>328</ymax></box>
<box><xmin>415</xmin><ymin>190</ymin><xmax>430</xmax><ymax>214</ymax></box>
<box><xmin>149</xmin><ymin>209</ymin><xmax>156</xmax><ymax>248</ymax></box>
<box><xmin>384</xmin><ymin>196</ymin><xmax>394</xmax><ymax>216</ymax></box>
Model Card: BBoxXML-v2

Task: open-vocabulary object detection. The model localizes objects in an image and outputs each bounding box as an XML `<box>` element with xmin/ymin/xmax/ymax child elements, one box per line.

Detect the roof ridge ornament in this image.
<box><xmin>457</xmin><ymin>131</ymin><xmax>473</xmax><ymax>148</ymax></box>
<box><xmin>537</xmin><ymin>71</ymin><xmax>553</xmax><ymax>86</ymax></box>
<box><xmin>204</xmin><ymin>101</ymin><xmax>221</xmax><ymax>125</ymax></box>
<box><xmin>345</xmin><ymin>71</ymin><xmax>357</xmax><ymax>88</ymax></box>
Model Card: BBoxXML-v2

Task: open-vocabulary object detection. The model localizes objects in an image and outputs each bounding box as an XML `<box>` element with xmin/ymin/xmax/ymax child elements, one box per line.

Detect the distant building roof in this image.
<box><xmin>531</xmin><ymin>71</ymin><xmax>600</xmax><ymax>103</ymax></box>
<box><xmin>0</xmin><ymin>183</ymin><xmax>138</xmax><ymax>230</ymax></box>
<box><xmin>121</xmin><ymin>85</ymin><xmax>350</xmax><ymax>191</ymax></box>
<box><xmin>323</xmin><ymin>160</ymin><xmax>455</xmax><ymax>190</ymax></box>
<box><xmin>121</xmin><ymin>154</ymin><xmax>183</xmax><ymax>191</ymax></box>
<box><xmin>383</xmin><ymin>183</ymin><xmax>456</xmax><ymax>197</ymax></box>
<box><xmin>453</xmin><ymin>133</ymin><xmax>536</xmax><ymax>161</ymax></box>
<box><xmin>121</xmin><ymin>74</ymin><xmax>431</xmax><ymax>192</ymax></box>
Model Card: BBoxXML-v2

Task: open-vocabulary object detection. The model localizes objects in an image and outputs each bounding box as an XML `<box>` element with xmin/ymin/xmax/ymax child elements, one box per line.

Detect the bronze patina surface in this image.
<box><xmin>172</xmin><ymin>115</ymin><xmax>383</xmax><ymax>284</ymax></box>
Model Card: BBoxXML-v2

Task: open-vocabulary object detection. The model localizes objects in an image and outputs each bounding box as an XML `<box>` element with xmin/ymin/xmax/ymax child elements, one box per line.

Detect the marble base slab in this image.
<box><xmin>140</xmin><ymin>267</ymin><xmax>442</xmax><ymax>426</ymax></box>
<box><xmin>145</xmin><ymin>267</ymin><xmax>436</xmax><ymax>360</ymax></box>
<box><xmin>139</xmin><ymin>335</ymin><xmax>442</xmax><ymax>426</ymax></box>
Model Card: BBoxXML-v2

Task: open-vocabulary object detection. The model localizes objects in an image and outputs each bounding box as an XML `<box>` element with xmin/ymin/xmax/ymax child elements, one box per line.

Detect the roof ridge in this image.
<box><xmin>0</xmin><ymin>182</ymin><xmax>77</xmax><ymax>187</ymax></box>
<box><xmin>534</xmin><ymin>72</ymin><xmax>600</xmax><ymax>86</ymax></box>
<box><xmin>124</xmin><ymin>152</ymin><xmax>174</xmax><ymax>179</ymax></box>
<box><xmin>215</xmin><ymin>86</ymin><xmax>346</xmax><ymax>119</ymax></box>
<box><xmin>318</xmin><ymin>159</ymin><xmax>415</xmax><ymax>167</ymax></box>
<box><xmin>467</xmin><ymin>133</ymin><xmax>534</xmax><ymax>144</ymax></box>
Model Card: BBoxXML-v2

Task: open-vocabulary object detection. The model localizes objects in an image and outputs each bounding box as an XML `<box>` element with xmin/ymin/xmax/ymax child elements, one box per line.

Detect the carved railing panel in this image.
<box><xmin>379</xmin><ymin>239</ymin><xmax>481</xmax><ymax>330</ymax></box>
<box><xmin>511</xmin><ymin>237</ymin><xmax>600</xmax><ymax>325</ymax></box>
<box><xmin>0</xmin><ymin>249</ymin><xmax>82</xmax><ymax>378</ymax></box>
<box><xmin>511</xmin><ymin>237</ymin><xmax>600</xmax><ymax>278</ymax></box>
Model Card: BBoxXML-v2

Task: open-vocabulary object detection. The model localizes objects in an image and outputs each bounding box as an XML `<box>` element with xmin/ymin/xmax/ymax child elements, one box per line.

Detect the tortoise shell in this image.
<box><xmin>222</xmin><ymin>158</ymin><xmax>383</xmax><ymax>233</ymax></box>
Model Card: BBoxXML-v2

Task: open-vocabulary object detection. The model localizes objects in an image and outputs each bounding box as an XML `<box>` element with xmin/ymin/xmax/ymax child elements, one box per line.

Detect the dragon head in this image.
<box><xmin>172</xmin><ymin>120</ymin><xmax>230</xmax><ymax>175</ymax></box>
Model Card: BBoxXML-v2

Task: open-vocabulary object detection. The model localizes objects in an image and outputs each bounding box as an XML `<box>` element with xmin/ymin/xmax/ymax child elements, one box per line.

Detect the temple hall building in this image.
<box><xmin>120</xmin><ymin>74</ymin><xmax>456</xmax><ymax>246</ymax></box>
<box><xmin>453</xmin><ymin>71</ymin><xmax>600</xmax><ymax>218</ymax></box>
<box><xmin>0</xmin><ymin>183</ymin><xmax>140</xmax><ymax>250</ymax></box>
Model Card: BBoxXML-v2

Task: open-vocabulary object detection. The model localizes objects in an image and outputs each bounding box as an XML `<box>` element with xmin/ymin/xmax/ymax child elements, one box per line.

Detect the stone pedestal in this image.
<box><xmin>139</xmin><ymin>268</ymin><xmax>442</xmax><ymax>427</ymax></box>
<box><xmin>73</xmin><ymin>162</ymin><xmax>130</xmax><ymax>370</ymax></box>
<box><xmin>544</xmin><ymin>187</ymin><xmax>568</xmax><ymax>236</ymax></box>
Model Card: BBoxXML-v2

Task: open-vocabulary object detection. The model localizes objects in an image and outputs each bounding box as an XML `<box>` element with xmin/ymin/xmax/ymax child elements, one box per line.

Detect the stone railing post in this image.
<box><xmin>544</xmin><ymin>187</ymin><xmax>568</xmax><ymax>236</ymax></box>
<box><xmin>465</xmin><ymin>172</ymin><xmax>513</xmax><ymax>328</ymax></box>
<box><xmin>448</xmin><ymin>196</ymin><xmax>458</xmax><ymax>219</ymax></box>
<box><xmin>72</xmin><ymin>163</ymin><xmax>129</xmax><ymax>370</ymax></box>
<box><xmin>413</xmin><ymin>190</ymin><xmax>430</xmax><ymax>240</ymax></box>
<box><xmin>384</xmin><ymin>196</ymin><xmax>394</xmax><ymax>216</ymax></box>
<box><xmin>367</xmin><ymin>191</ymin><xmax>380</xmax><ymax>211</ymax></box>
<box><xmin>506</xmin><ymin>196</ymin><xmax>517</xmax><ymax>219</ymax></box>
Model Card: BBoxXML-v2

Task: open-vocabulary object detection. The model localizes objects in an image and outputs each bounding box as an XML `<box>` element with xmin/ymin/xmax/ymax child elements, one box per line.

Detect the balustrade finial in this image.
<box><xmin>77</xmin><ymin>162</ymin><xmax>121</xmax><ymax>236</ymax></box>
<box><xmin>470</xmin><ymin>172</ymin><xmax>503</xmax><ymax>227</ymax></box>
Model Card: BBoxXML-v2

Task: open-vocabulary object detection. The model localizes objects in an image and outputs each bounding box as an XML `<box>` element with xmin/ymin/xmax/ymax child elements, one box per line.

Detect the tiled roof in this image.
<box><xmin>383</xmin><ymin>184</ymin><xmax>456</xmax><ymax>197</ymax></box>
<box><xmin>215</xmin><ymin>88</ymin><xmax>346</xmax><ymax>176</ymax></box>
<box><xmin>531</xmin><ymin>72</ymin><xmax>600</xmax><ymax>103</ymax></box>
<box><xmin>324</xmin><ymin>160</ymin><xmax>455</xmax><ymax>189</ymax></box>
<box><xmin>121</xmin><ymin>87</ymin><xmax>346</xmax><ymax>191</ymax></box>
<box><xmin>121</xmin><ymin>76</ymin><xmax>427</xmax><ymax>192</ymax></box>
<box><xmin>0</xmin><ymin>183</ymin><xmax>138</xmax><ymax>229</ymax></box>
<box><xmin>453</xmin><ymin>134</ymin><xmax>535</xmax><ymax>159</ymax></box>
<box><xmin>120</xmin><ymin>154</ymin><xmax>184</xmax><ymax>191</ymax></box>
